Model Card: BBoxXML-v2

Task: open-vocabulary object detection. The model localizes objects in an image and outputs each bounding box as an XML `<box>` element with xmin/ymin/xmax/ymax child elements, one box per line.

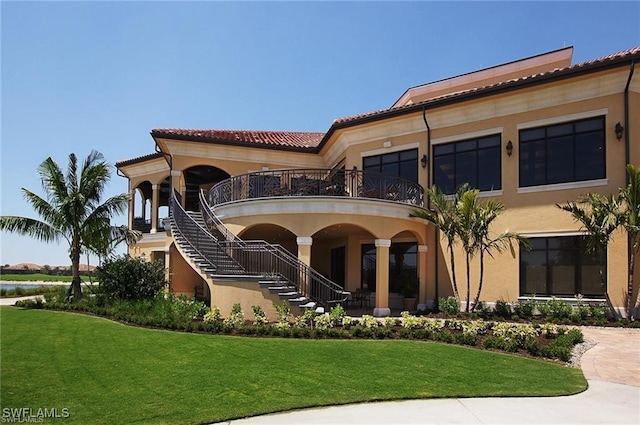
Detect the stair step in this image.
<box><xmin>267</xmin><ymin>286</ymin><xmax>296</xmax><ymax>292</ymax></box>
<box><xmin>277</xmin><ymin>292</ymin><xmax>300</xmax><ymax>299</ymax></box>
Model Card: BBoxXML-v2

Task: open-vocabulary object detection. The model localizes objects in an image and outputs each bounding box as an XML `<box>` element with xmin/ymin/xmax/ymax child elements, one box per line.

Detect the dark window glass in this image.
<box><xmin>520</xmin><ymin>236</ymin><xmax>605</xmax><ymax>297</ymax></box>
<box><xmin>363</xmin><ymin>148</ymin><xmax>418</xmax><ymax>183</ymax></box>
<box><xmin>519</xmin><ymin>116</ymin><xmax>605</xmax><ymax>187</ymax></box>
<box><xmin>433</xmin><ymin>134</ymin><xmax>501</xmax><ymax>194</ymax></box>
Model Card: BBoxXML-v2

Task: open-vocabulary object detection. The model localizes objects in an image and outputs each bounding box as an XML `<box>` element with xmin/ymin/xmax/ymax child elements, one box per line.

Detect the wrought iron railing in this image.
<box><xmin>171</xmin><ymin>189</ymin><xmax>349</xmax><ymax>307</ymax></box>
<box><xmin>170</xmin><ymin>191</ymin><xmax>245</xmax><ymax>275</ymax></box>
<box><xmin>208</xmin><ymin>168</ymin><xmax>424</xmax><ymax>207</ymax></box>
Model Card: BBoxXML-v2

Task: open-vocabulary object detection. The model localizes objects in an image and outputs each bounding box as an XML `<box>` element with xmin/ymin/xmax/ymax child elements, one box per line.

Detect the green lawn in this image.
<box><xmin>0</xmin><ymin>307</ymin><xmax>587</xmax><ymax>424</ymax></box>
<box><xmin>0</xmin><ymin>273</ymin><xmax>74</xmax><ymax>282</ymax></box>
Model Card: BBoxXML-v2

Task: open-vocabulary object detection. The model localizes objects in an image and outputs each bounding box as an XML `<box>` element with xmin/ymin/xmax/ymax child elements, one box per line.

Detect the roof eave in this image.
<box><xmin>151</xmin><ymin>132</ymin><xmax>319</xmax><ymax>154</ymax></box>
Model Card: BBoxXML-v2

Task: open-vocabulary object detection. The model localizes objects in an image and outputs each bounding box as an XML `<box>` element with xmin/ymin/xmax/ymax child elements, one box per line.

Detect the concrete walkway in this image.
<box><xmin>216</xmin><ymin>327</ymin><xmax>640</xmax><ymax>425</ymax></box>
<box><xmin>0</xmin><ymin>295</ymin><xmax>43</xmax><ymax>306</ymax></box>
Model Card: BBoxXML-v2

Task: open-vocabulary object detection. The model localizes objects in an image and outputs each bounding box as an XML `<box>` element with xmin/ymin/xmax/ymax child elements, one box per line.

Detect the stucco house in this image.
<box><xmin>116</xmin><ymin>46</ymin><xmax>640</xmax><ymax>319</ymax></box>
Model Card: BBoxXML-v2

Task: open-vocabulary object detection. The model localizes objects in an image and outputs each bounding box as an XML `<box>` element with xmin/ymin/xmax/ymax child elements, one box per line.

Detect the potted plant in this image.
<box><xmin>400</xmin><ymin>272</ymin><xmax>418</xmax><ymax>311</ymax></box>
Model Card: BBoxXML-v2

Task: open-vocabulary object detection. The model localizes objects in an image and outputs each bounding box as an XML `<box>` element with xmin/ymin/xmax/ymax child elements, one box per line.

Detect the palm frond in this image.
<box><xmin>0</xmin><ymin>216</ymin><xmax>61</xmax><ymax>243</ymax></box>
<box><xmin>37</xmin><ymin>157</ymin><xmax>67</xmax><ymax>207</ymax></box>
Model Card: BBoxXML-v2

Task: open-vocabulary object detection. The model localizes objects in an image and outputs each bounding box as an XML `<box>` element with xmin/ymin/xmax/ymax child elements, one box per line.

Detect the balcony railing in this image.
<box><xmin>133</xmin><ymin>217</ymin><xmax>166</xmax><ymax>233</ymax></box>
<box><xmin>208</xmin><ymin>168</ymin><xmax>424</xmax><ymax>207</ymax></box>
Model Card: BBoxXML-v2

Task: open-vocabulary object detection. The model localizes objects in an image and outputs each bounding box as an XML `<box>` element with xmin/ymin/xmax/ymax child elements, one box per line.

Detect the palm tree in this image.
<box><xmin>471</xmin><ymin>198</ymin><xmax>528</xmax><ymax>311</ymax></box>
<box><xmin>557</xmin><ymin>192</ymin><xmax>623</xmax><ymax>317</ymax></box>
<box><xmin>410</xmin><ymin>184</ymin><xmax>469</xmax><ymax>302</ymax></box>
<box><xmin>620</xmin><ymin>164</ymin><xmax>640</xmax><ymax>319</ymax></box>
<box><xmin>0</xmin><ymin>151</ymin><xmax>140</xmax><ymax>300</ymax></box>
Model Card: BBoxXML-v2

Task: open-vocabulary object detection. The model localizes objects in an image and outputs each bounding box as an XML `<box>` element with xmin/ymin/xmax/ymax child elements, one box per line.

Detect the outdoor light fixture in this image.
<box><xmin>506</xmin><ymin>140</ymin><xmax>513</xmax><ymax>157</ymax></box>
<box><xmin>615</xmin><ymin>122</ymin><xmax>624</xmax><ymax>141</ymax></box>
<box><xmin>421</xmin><ymin>154</ymin><xmax>428</xmax><ymax>168</ymax></box>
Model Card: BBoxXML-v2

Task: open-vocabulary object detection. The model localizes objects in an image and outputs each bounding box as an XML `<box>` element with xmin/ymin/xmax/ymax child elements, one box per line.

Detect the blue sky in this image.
<box><xmin>1</xmin><ymin>1</ymin><xmax>639</xmax><ymax>267</ymax></box>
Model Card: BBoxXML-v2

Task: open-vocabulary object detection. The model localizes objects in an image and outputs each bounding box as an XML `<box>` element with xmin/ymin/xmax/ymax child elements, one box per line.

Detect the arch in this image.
<box><xmin>238</xmin><ymin>223</ymin><xmax>297</xmax><ymax>255</ymax></box>
<box><xmin>182</xmin><ymin>165</ymin><xmax>231</xmax><ymax>211</ymax></box>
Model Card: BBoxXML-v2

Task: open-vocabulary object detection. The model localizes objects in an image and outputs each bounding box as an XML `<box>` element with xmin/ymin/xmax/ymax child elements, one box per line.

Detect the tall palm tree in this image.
<box><xmin>471</xmin><ymin>198</ymin><xmax>528</xmax><ymax>311</ymax></box>
<box><xmin>456</xmin><ymin>189</ymin><xmax>482</xmax><ymax>312</ymax></box>
<box><xmin>557</xmin><ymin>192</ymin><xmax>622</xmax><ymax>316</ymax></box>
<box><xmin>411</xmin><ymin>184</ymin><xmax>469</xmax><ymax>302</ymax></box>
<box><xmin>620</xmin><ymin>164</ymin><xmax>640</xmax><ymax>318</ymax></box>
<box><xmin>0</xmin><ymin>151</ymin><xmax>140</xmax><ymax>300</ymax></box>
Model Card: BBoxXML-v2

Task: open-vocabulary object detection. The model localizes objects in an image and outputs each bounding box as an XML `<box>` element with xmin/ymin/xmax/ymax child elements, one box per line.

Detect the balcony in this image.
<box><xmin>132</xmin><ymin>217</ymin><xmax>166</xmax><ymax>234</ymax></box>
<box><xmin>208</xmin><ymin>169</ymin><xmax>424</xmax><ymax>208</ymax></box>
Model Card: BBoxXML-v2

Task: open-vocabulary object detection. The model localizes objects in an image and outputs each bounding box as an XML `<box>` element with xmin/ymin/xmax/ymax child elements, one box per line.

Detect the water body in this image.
<box><xmin>0</xmin><ymin>282</ymin><xmax>67</xmax><ymax>290</ymax></box>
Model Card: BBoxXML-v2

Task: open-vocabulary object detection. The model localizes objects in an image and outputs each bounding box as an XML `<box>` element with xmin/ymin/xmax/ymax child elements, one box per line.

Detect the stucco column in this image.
<box><xmin>373</xmin><ymin>239</ymin><xmax>391</xmax><ymax>317</ymax></box>
<box><xmin>128</xmin><ymin>188</ymin><xmax>135</xmax><ymax>229</ymax></box>
<box><xmin>171</xmin><ymin>170</ymin><xmax>184</xmax><ymax>207</ymax></box>
<box><xmin>150</xmin><ymin>184</ymin><xmax>159</xmax><ymax>234</ymax></box>
<box><xmin>140</xmin><ymin>196</ymin><xmax>146</xmax><ymax>221</ymax></box>
<box><xmin>417</xmin><ymin>245</ymin><xmax>429</xmax><ymax>310</ymax></box>
<box><xmin>297</xmin><ymin>237</ymin><xmax>313</xmax><ymax>297</ymax></box>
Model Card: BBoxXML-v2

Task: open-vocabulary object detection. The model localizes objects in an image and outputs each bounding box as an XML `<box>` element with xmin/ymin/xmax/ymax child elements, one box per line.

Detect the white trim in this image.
<box><xmin>296</xmin><ymin>236</ymin><xmax>313</xmax><ymax>246</ymax></box>
<box><xmin>443</xmin><ymin>189</ymin><xmax>503</xmax><ymax>201</ymax></box>
<box><xmin>170</xmin><ymin>170</ymin><xmax>182</xmax><ymax>177</ymax></box>
<box><xmin>518</xmin><ymin>230</ymin><xmax>587</xmax><ymax>238</ymax></box>
<box><xmin>516</xmin><ymin>108</ymin><xmax>608</xmax><ymax>130</ymax></box>
<box><xmin>418</xmin><ymin>245</ymin><xmax>428</xmax><ymax>253</ymax></box>
<box><xmin>375</xmin><ymin>239</ymin><xmax>392</xmax><ymax>248</ymax></box>
<box><xmin>431</xmin><ymin>127</ymin><xmax>503</xmax><ymax>145</ymax></box>
<box><xmin>361</xmin><ymin>142</ymin><xmax>420</xmax><ymax>158</ymax></box>
<box><xmin>517</xmin><ymin>179</ymin><xmax>608</xmax><ymax>194</ymax></box>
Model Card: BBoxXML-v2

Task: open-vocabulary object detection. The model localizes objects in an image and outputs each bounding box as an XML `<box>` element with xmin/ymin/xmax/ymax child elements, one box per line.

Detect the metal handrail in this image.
<box><xmin>208</xmin><ymin>168</ymin><xmax>424</xmax><ymax>207</ymax></box>
<box><xmin>170</xmin><ymin>191</ymin><xmax>247</xmax><ymax>275</ymax></box>
<box><xmin>197</xmin><ymin>190</ymin><xmax>349</xmax><ymax>307</ymax></box>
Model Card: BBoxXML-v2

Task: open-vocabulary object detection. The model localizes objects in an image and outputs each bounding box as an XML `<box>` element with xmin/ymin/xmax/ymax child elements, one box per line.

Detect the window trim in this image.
<box><xmin>518</xmin><ymin>115</ymin><xmax>606</xmax><ymax>189</ymax></box>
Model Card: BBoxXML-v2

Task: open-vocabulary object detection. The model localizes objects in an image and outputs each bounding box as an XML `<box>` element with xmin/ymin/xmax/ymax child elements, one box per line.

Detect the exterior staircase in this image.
<box><xmin>170</xmin><ymin>190</ymin><xmax>347</xmax><ymax>310</ymax></box>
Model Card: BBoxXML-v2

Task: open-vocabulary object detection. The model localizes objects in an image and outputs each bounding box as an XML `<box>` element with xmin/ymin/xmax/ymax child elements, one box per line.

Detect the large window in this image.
<box><xmin>363</xmin><ymin>149</ymin><xmax>418</xmax><ymax>183</ymax></box>
<box><xmin>433</xmin><ymin>135</ymin><xmax>501</xmax><ymax>194</ymax></box>
<box><xmin>519</xmin><ymin>116</ymin><xmax>605</xmax><ymax>188</ymax></box>
<box><xmin>520</xmin><ymin>236</ymin><xmax>605</xmax><ymax>297</ymax></box>
<box><xmin>361</xmin><ymin>242</ymin><xmax>417</xmax><ymax>293</ymax></box>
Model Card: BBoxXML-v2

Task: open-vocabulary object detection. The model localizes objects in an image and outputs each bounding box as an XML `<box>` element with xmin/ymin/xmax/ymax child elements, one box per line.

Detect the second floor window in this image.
<box><xmin>433</xmin><ymin>134</ymin><xmax>501</xmax><ymax>194</ymax></box>
<box><xmin>363</xmin><ymin>149</ymin><xmax>418</xmax><ymax>183</ymax></box>
<box><xmin>519</xmin><ymin>116</ymin><xmax>605</xmax><ymax>188</ymax></box>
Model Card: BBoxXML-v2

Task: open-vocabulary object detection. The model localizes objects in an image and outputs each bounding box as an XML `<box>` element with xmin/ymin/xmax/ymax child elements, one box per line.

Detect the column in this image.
<box><xmin>171</xmin><ymin>170</ymin><xmax>184</xmax><ymax>207</ymax></box>
<box><xmin>128</xmin><ymin>187</ymin><xmax>136</xmax><ymax>229</ymax></box>
<box><xmin>150</xmin><ymin>184</ymin><xmax>159</xmax><ymax>234</ymax></box>
<box><xmin>296</xmin><ymin>237</ymin><xmax>313</xmax><ymax>297</ymax></box>
<box><xmin>417</xmin><ymin>245</ymin><xmax>429</xmax><ymax>310</ymax></box>
<box><xmin>140</xmin><ymin>196</ymin><xmax>146</xmax><ymax>221</ymax></box>
<box><xmin>373</xmin><ymin>239</ymin><xmax>391</xmax><ymax>317</ymax></box>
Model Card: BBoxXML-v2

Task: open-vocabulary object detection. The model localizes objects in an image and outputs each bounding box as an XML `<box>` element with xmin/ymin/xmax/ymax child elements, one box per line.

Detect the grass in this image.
<box><xmin>0</xmin><ymin>273</ymin><xmax>75</xmax><ymax>282</ymax></box>
<box><xmin>0</xmin><ymin>307</ymin><xmax>587</xmax><ymax>424</ymax></box>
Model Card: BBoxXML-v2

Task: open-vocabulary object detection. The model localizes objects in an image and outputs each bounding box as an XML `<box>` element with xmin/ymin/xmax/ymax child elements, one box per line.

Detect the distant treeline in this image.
<box><xmin>0</xmin><ymin>266</ymin><xmax>93</xmax><ymax>277</ymax></box>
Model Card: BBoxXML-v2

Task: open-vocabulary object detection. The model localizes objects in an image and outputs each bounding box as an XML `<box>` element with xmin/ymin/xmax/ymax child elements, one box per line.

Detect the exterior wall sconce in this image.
<box><xmin>615</xmin><ymin>122</ymin><xmax>624</xmax><ymax>140</ymax></box>
<box><xmin>506</xmin><ymin>140</ymin><xmax>513</xmax><ymax>157</ymax></box>
<box><xmin>421</xmin><ymin>154</ymin><xmax>428</xmax><ymax>168</ymax></box>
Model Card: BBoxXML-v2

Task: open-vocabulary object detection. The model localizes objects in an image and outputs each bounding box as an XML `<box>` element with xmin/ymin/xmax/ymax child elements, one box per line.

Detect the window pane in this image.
<box><xmin>576</xmin><ymin>117</ymin><xmax>603</xmax><ymax>133</ymax></box>
<box><xmin>400</xmin><ymin>149</ymin><xmax>418</xmax><ymax>160</ymax></box>
<box><xmin>575</xmin><ymin>132</ymin><xmax>605</xmax><ymax>181</ymax></box>
<box><xmin>363</xmin><ymin>156</ymin><xmax>379</xmax><ymax>167</ymax></box>
<box><xmin>520</xmin><ymin>128</ymin><xmax>545</xmax><ymax>142</ymax></box>
<box><xmin>434</xmin><ymin>155</ymin><xmax>455</xmax><ymax>194</ymax></box>
<box><xmin>456</xmin><ymin>151</ymin><xmax>478</xmax><ymax>189</ymax></box>
<box><xmin>547</xmin><ymin>123</ymin><xmax>573</xmax><ymax>137</ymax></box>
<box><xmin>381</xmin><ymin>152</ymin><xmax>399</xmax><ymax>164</ymax></box>
<box><xmin>382</xmin><ymin>162</ymin><xmax>399</xmax><ymax>177</ymax></box>
<box><xmin>581</xmin><ymin>250</ymin><xmax>606</xmax><ymax>296</ymax></box>
<box><xmin>519</xmin><ymin>141</ymin><xmax>546</xmax><ymax>187</ymax></box>
<box><xmin>546</xmin><ymin>135</ymin><xmax>574</xmax><ymax>184</ymax></box>
<box><xmin>478</xmin><ymin>135</ymin><xmax>501</xmax><ymax>149</ymax></box>
<box><xmin>400</xmin><ymin>162</ymin><xmax>418</xmax><ymax>183</ymax></box>
<box><xmin>549</xmin><ymin>249</ymin><xmax>576</xmax><ymax>295</ymax></box>
<box><xmin>456</xmin><ymin>140</ymin><xmax>477</xmax><ymax>152</ymax></box>
<box><xmin>521</xmin><ymin>250</ymin><xmax>547</xmax><ymax>295</ymax></box>
<box><xmin>478</xmin><ymin>146</ymin><xmax>501</xmax><ymax>191</ymax></box>
<box><xmin>434</xmin><ymin>144</ymin><xmax>454</xmax><ymax>155</ymax></box>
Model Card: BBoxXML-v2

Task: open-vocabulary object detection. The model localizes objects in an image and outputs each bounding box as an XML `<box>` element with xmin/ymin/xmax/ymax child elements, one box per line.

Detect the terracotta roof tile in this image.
<box><xmin>332</xmin><ymin>46</ymin><xmax>640</xmax><ymax>125</ymax></box>
<box><xmin>151</xmin><ymin>129</ymin><xmax>325</xmax><ymax>151</ymax></box>
<box><xmin>116</xmin><ymin>152</ymin><xmax>165</xmax><ymax>168</ymax></box>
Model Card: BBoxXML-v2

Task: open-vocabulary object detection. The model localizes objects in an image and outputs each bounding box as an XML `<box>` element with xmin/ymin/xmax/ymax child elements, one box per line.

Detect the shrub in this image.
<box><xmin>273</xmin><ymin>301</ymin><xmax>290</xmax><ymax>327</ymax></box>
<box><xmin>359</xmin><ymin>315</ymin><xmax>379</xmax><ymax>329</ymax></box>
<box><xmin>383</xmin><ymin>316</ymin><xmax>397</xmax><ymax>330</ymax></box>
<box><xmin>494</xmin><ymin>299</ymin><xmax>513</xmax><ymax>318</ymax></box>
<box><xmin>314</xmin><ymin>313</ymin><xmax>332</xmax><ymax>331</ymax></box>
<box><xmin>223</xmin><ymin>303</ymin><xmax>245</xmax><ymax>328</ymax></box>
<box><xmin>438</xmin><ymin>296</ymin><xmax>460</xmax><ymax>315</ymax></box>
<box><xmin>294</xmin><ymin>309</ymin><xmax>317</xmax><ymax>328</ymax></box>
<box><xmin>329</xmin><ymin>305</ymin><xmax>345</xmax><ymax>326</ymax></box>
<box><xmin>96</xmin><ymin>255</ymin><xmax>166</xmax><ymax>301</ymax></box>
<box><xmin>204</xmin><ymin>306</ymin><xmax>221</xmax><ymax>324</ymax></box>
<box><xmin>14</xmin><ymin>298</ymin><xmax>44</xmax><ymax>309</ymax></box>
<box><xmin>251</xmin><ymin>305</ymin><xmax>269</xmax><ymax>325</ymax></box>
<box><xmin>514</xmin><ymin>297</ymin><xmax>536</xmax><ymax>319</ymax></box>
<box><xmin>400</xmin><ymin>311</ymin><xmax>421</xmax><ymax>330</ymax></box>
<box><xmin>539</xmin><ymin>297</ymin><xmax>572</xmax><ymax>320</ymax></box>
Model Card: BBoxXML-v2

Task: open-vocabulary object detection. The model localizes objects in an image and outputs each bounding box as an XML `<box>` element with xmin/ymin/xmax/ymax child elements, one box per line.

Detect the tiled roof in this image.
<box><xmin>151</xmin><ymin>129</ymin><xmax>325</xmax><ymax>151</ymax></box>
<box><xmin>116</xmin><ymin>152</ymin><xmax>165</xmax><ymax>168</ymax></box>
<box><xmin>332</xmin><ymin>46</ymin><xmax>640</xmax><ymax>125</ymax></box>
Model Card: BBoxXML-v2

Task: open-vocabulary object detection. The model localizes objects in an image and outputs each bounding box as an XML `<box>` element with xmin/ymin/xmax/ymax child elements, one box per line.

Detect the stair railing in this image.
<box><xmin>198</xmin><ymin>190</ymin><xmax>349</xmax><ymax>307</ymax></box>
